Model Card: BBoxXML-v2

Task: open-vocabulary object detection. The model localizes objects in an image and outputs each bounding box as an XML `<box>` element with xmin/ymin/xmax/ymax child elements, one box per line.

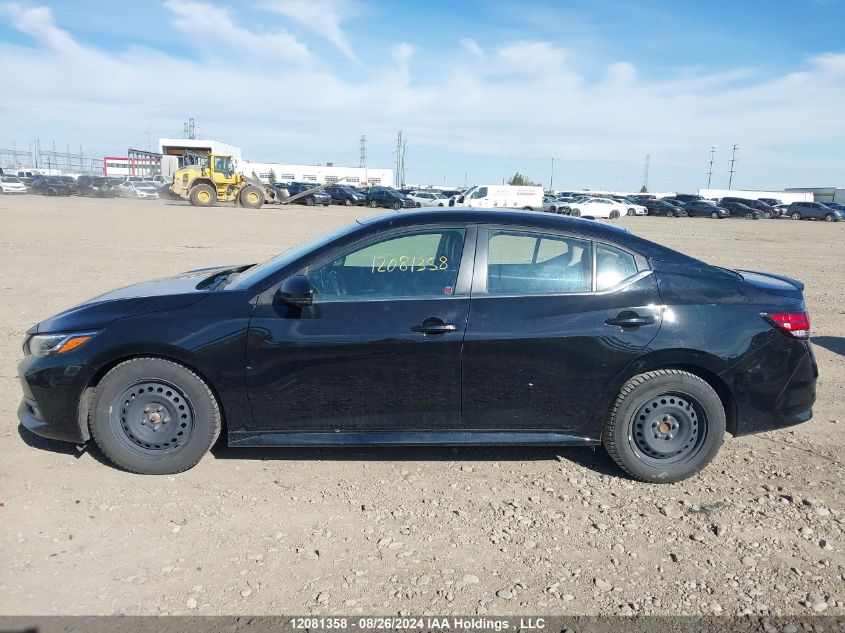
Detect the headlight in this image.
<box><xmin>26</xmin><ymin>332</ymin><xmax>97</xmax><ymax>357</ymax></box>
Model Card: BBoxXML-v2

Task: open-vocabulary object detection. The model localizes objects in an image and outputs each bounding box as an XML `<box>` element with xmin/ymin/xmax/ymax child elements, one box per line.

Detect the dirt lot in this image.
<box><xmin>1</xmin><ymin>195</ymin><xmax>843</xmax><ymax>616</ymax></box>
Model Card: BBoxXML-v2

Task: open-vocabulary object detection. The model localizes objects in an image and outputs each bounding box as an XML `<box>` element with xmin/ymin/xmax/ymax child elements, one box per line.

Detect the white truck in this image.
<box><xmin>461</xmin><ymin>185</ymin><xmax>544</xmax><ymax>210</ymax></box>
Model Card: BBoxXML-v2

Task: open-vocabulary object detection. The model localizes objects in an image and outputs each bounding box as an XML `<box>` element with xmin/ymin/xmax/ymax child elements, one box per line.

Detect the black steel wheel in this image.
<box><xmin>89</xmin><ymin>358</ymin><xmax>221</xmax><ymax>474</ymax></box>
<box><xmin>602</xmin><ymin>369</ymin><xmax>725</xmax><ymax>483</ymax></box>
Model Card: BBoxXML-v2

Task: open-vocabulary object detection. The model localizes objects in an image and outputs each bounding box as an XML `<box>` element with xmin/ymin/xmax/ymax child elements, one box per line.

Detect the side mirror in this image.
<box><xmin>278</xmin><ymin>275</ymin><xmax>313</xmax><ymax>307</ymax></box>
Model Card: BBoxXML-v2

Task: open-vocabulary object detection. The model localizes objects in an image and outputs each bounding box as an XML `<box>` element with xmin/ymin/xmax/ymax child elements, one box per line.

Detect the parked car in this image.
<box><xmin>18</xmin><ymin>209</ymin><xmax>817</xmax><ymax>482</ymax></box>
<box><xmin>720</xmin><ymin>197</ymin><xmax>776</xmax><ymax>219</ymax></box>
<box><xmin>19</xmin><ymin>176</ymin><xmax>35</xmax><ymax>191</ymax></box>
<box><xmin>77</xmin><ymin>176</ymin><xmax>118</xmax><ymax>198</ymax></box>
<box><xmin>542</xmin><ymin>195</ymin><xmax>564</xmax><ymax>213</ymax></box>
<box><xmin>0</xmin><ymin>176</ymin><xmax>28</xmax><ymax>194</ymax></box>
<box><xmin>408</xmin><ymin>191</ymin><xmax>450</xmax><ymax>207</ymax></box>
<box><xmin>324</xmin><ymin>185</ymin><xmax>366</xmax><ymax>206</ymax></box>
<box><xmin>462</xmin><ymin>185</ymin><xmax>544</xmax><ymax>210</ymax></box>
<box><xmin>757</xmin><ymin>198</ymin><xmax>783</xmax><ymax>207</ymax></box>
<box><xmin>683</xmin><ymin>200</ymin><xmax>731</xmax><ymax>219</ymax></box>
<box><xmin>644</xmin><ymin>199</ymin><xmax>687</xmax><ymax>217</ymax></box>
<box><xmin>721</xmin><ymin>202</ymin><xmax>763</xmax><ymax>219</ymax></box>
<box><xmin>774</xmin><ymin>204</ymin><xmax>790</xmax><ymax>217</ymax></box>
<box><xmin>823</xmin><ymin>202</ymin><xmax>845</xmax><ymax>213</ymax></box>
<box><xmin>567</xmin><ymin>197</ymin><xmax>628</xmax><ymax>219</ymax></box>
<box><xmin>367</xmin><ymin>188</ymin><xmax>415</xmax><ymax>209</ymax></box>
<box><xmin>787</xmin><ymin>201</ymin><xmax>843</xmax><ymax>222</ymax></box>
<box><xmin>30</xmin><ymin>176</ymin><xmax>73</xmax><ymax>196</ymax></box>
<box><xmin>669</xmin><ymin>194</ymin><xmax>704</xmax><ymax>203</ymax></box>
<box><xmin>281</xmin><ymin>182</ymin><xmax>332</xmax><ymax>206</ymax></box>
<box><xmin>56</xmin><ymin>176</ymin><xmax>77</xmax><ymax>192</ymax></box>
<box><xmin>118</xmin><ymin>181</ymin><xmax>160</xmax><ymax>199</ymax></box>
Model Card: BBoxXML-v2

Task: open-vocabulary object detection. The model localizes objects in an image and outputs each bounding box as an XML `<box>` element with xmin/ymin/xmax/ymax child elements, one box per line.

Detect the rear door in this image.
<box><xmin>461</xmin><ymin>226</ymin><xmax>663</xmax><ymax>438</ymax></box>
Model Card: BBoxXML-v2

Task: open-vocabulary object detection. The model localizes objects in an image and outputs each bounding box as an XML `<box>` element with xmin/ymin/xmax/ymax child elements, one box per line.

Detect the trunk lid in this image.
<box><xmin>734</xmin><ymin>269</ymin><xmax>804</xmax><ymax>299</ymax></box>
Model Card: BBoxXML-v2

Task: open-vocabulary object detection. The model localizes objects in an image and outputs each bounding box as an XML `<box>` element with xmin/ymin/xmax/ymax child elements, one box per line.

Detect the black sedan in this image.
<box><xmin>77</xmin><ymin>176</ymin><xmax>118</xmax><ymax>197</ymax></box>
<box><xmin>30</xmin><ymin>176</ymin><xmax>73</xmax><ymax>196</ymax></box>
<box><xmin>721</xmin><ymin>201</ymin><xmax>763</xmax><ymax>219</ymax></box>
<box><xmin>324</xmin><ymin>185</ymin><xmax>367</xmax><ymax>206</ymax></box>
<box><xmin>684</xmin><ymin>200</ymin><xmax>731</xmax><ymax>218</ymax></box>
<box><xmin>18</xmin><ymin>210</ymin><xmax>817</xmax><ymax>482</ymax></box>
<box><xmin>367</xmin><ymin>188</ymin><xmax>416</xmax><ymax>209</ymax></box>
<box><xmin>278</xmin><ymin>182</ymin><xmax>332</xmax><ymax>206</ymax></box>
<box><xmin>644</xmin><ymin>199</ymin><xmax>688</xmax><ymax>217</ymax></box>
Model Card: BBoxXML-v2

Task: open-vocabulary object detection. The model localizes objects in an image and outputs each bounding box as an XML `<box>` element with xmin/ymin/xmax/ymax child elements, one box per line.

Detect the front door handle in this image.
<box><xmin>604</xmin><ymin>312</ymin><xmax>655</xmax><ymax>328</ymax></box>
<box><xmin>410</xmin><ymin>317</ymin><xmax>458</xmax><ymax>335</ymax></box>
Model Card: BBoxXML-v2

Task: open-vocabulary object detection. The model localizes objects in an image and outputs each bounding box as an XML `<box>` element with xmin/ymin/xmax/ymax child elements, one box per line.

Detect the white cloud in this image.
<box><xmin>0</xmin><ymin>3</ymin><xmax>843</xmax><ymax>189</ymax></box>
<box><xmin>460</xmin><ymin>38</ymin><xmax>484</xmax><ymax>59</ymax></box>
<box><xmin>260</xmin><ymin>0</ymin><xmax>358</xmax><ymax>61</ymax></box>
<box><xmin>164</xmin><ymin>0</ymin><xmax>310</xmax><ymax>63</ymax></box>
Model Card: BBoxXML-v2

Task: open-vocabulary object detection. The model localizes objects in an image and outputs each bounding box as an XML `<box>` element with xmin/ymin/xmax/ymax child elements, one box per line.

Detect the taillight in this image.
<box><xmin>762</xmin><ymin>312</ymin><xmax>810</xmax><ymax>339</ymax></box>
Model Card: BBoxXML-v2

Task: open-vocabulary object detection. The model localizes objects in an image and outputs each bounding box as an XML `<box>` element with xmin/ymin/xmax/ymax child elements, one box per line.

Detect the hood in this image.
<box><xmin>32</xmin><ymin>265</ymin><xmax>238</xmax><ymax>334</ymax></box>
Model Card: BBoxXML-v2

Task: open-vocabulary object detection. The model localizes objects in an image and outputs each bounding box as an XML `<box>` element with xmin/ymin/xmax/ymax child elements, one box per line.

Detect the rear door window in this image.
<box><xmin>596</xmin><ymin>243</ymin><xmax>639</xmax><ymax>290</ymax></box>
<box><xmin>486</xmin><ymin>231</ymin><xmax>592</xmax><ymax>294</ymax></box>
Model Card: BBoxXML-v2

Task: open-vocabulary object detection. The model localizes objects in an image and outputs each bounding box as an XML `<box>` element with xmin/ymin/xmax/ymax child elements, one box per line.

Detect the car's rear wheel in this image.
<box><xmin>763</xmin><ymin>211</ymin><xmax>773</xmax><ymax>219</ymax></box>
<box><xmin>189</xmin><ymin>184</ymin><xmax>216</xmax><ymax>207</ymax></box>
<box><xmin>627</xmin><ymin>208</ymin><xmax>636</xmax><ymax>216</ymax></box>
<box><xmin>745</xmin><ymin>211</ymin><xmax>754</xmax><ymax>219</ymax></box>
<box><xmin>570</xmin><ymin>208</ymin><xmax>581</xmax><ymax>217</ymax></box>
<box><xmin>392</xmin><ymin>201</ymin><xmax>402</xmax><ymax>210</ymax></box>
<box><xmin>791</xmin><ymin>211</ymin><xmax>802</xmax><ymax>220</ymax></box>
<box><xmin>666</xmin><ymin>209</ymin><xmax>674</xmax><ymax>217</ymax></box>
<box><xmin>369</xmin><ymin>200</ymin><xmax>377</xmax><ymax>208</ymax></box>
<box><xmin>305</xmin><ymin>195</ymin><xmax>315</xmax><ymax>206</ymax></box>
<box><xmin>344</xmin><ymin>198</ymin><xmax>352</xmax><ymax>206</ymax></box>
<box><xmin>602</xmin><ymin>369</ymin><xmax>725</xmax><ymax>483</ymax></box>
<box><xmin>89</xmin><ymin>358</ymin><xmax>221</xmax><ymax>475</ymax></box>
<box><xmin>824</xmin><ymin>213</ymin><xmax>836</xmax><ymax>222</ymax></box>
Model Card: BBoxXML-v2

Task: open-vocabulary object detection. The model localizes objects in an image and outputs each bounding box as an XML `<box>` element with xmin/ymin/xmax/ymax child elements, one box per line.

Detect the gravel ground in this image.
<box><xmin>0</xmin><ymin>195</ymin><xmax>843</xmax><ymax>616</ymax></box>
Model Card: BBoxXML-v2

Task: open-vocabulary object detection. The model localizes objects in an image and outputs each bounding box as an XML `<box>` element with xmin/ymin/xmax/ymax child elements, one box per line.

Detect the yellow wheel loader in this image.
<box><xmin>169</xmin><ymin>154</ymin><xmax>267</xmax><ymax>209</ymax></box>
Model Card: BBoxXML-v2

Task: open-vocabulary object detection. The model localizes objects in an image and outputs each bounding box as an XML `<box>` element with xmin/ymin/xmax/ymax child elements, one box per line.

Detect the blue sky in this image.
<box><xmin>1</xmin><ymin>0</ymin><xmax>844</xmax><ymax>191</ymax></box>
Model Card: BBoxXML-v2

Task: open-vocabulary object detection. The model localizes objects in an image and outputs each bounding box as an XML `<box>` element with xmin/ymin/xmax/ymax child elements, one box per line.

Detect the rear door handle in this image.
<box><xmin>410</xmin><ymin>318</ymin><xmax>458</xmax><ymax>335</ymax></box>
<box><xmin>604</xmin><ymin>313</ymin><xmax>655</xmax><ymax>328</ymax></box>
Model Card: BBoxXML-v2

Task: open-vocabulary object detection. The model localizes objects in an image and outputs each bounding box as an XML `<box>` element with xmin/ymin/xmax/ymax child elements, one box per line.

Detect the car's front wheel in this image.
<box><xmin>666</xmin><ymin>209</ymin><xmax>674</xmax><ymax>217</ymax></box>
<box><xmin>89</xmin><ymin>358</ymin><xmax>221</xmax><ymax>474</ymax></box>
<box><xmin>824</xmin><ymin>213</ymin><xmax>836</xmax><ymax>222</ymax></box>
<box><xmin>602</xmin><ymin>369</ymin><xmax>725</xmax><ymax>483</ymax></box>
<box><xmin>627</xmin><ymin>208</ymin><xmax>636</xmax><ymax>216</ymax></box>
<box><xmin>344</xmin><ymin>198</ymin><xmax>352</xmax><ymax>206</ymax></box>
<box><xmin>791</xmin><ymin>211</ymin><xmax>802</xmax><ymax>220</ymax></box>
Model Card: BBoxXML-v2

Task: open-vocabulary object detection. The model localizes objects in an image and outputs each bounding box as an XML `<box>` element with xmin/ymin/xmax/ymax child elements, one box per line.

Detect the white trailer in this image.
<box><xmin>462</xmin><ymin>185</ymin><xmax>544</xmax><ymax>210</ymax></box>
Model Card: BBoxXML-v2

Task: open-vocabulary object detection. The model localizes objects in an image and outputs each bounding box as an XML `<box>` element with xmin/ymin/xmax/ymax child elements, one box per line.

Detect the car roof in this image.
<box><xmin>357</xmin><ymin>208</ymin><xmax>698</xmax><ymax>264</ymax></box>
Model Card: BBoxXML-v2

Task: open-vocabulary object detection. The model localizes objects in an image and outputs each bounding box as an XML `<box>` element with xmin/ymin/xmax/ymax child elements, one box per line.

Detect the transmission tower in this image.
<box><xmin>359</xmin><ymin>135</ymin><xmax>367</xmax><ymax>168</ymax></box>
<box><xmin>728</xmin><ymin>144</ymin><xmax>738</xmax><ymax>189</ymax></box>
<box><xmin>707</xmin><ymin>147</ymin><xmax>716</xmax><ymax>188</ymax></box>
<box><xmin>183</xmin><ymin>117</ymin><xmax>196</xmax><ymax>140</ymax></box>
<box><xmin>641</xmin><ymin>154</ymin><xmax>650</xmax><ymax>191</ymax></box>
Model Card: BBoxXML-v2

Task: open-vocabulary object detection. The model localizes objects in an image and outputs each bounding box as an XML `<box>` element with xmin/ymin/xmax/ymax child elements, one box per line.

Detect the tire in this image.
<box><xmin>602</xmin><ymin>370</ymin><xmax>726</xmax><ymax>483</ymax></box>
<box><xmin>824</xmin><ymin>213</ymin><xmax>836</xmax><ymax>222</ymax></box>
<box><xmin>305</xmin><ymin>196</ymin><xmax>315</xmax><ymax>206</ymax></box>
<box><xmin>392</xmin><ymin>201</ymin><xmax>402</xmax><ymax>210</ymax></box>
<box><xmin>710</xmin><ymin>211</ymin><xmax>719</xmax><ymax>219</ymax></box>
<box><xmin>763</xmin><ymin>211</ymin><xmax>773</xmax><ymax>219</ymax></box>
<box><xmin>369</xmin><ymin>200</ymin><xmax>377</xmax><ymax>208</ymax></box>
<box><xmin>627</xmin><ymin>208</ymin><xmax>636</xmax><ymax>216</ymax></box>
<box><xmin>745</xmin><ymin>212</ymin><xmax>754</xmax><ymax>219</ymax></box>
<box><xmin>89</xmin><ymin>358</ymin><xmax>221</xmax><ymax>475</ymax></box>
<box><xmin>609</xmin><ymin>210</ymin><xmax>620</xmax><ymax>219</ymax></box>
<box><xmin>550</xmin><ymin>206</ymin><xmax>557</xmax><ymax>213</ymax></box>
<box><xmin>666</xmin><ymin>209</ymin><xmax>674</xmax><ymax>218</ymax></box>
<box><xmin>438</xmin><ymin>203</ymin><xmax>444</xmax><ymax>207</ymax></box>
<box><xmin>189</xmin><ymin>184</ymin><xmax>216</xmax><ymax>207</ymax></box>
<box><xmin>238</xmin><ymin>185</ymin><xmax>264</xmax><ymax>209</ymax></box>
<box><xmin>570</xmin><ymin>208</ymin><xmax>581</xmax><ymax>217</ymax></box>
<box><xmin>344</xmin><ymin>198</ymin><xmax>352</xmax><ymax>206</ymax></box>
<box><xmin>791</xmin><ymin>211</ymin><xmax>801</xmax><ymax>220</ymax></box>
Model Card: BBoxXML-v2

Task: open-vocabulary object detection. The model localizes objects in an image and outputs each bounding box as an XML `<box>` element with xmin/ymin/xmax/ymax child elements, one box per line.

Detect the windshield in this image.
<box><xmin>226</xmin><ymin>221</ymin><xmax>361</xmax><ymax>290</ymax></box>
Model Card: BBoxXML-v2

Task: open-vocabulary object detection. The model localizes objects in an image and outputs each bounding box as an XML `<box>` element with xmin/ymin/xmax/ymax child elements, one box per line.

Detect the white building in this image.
<box><xmin>240</xmin><ymin>161</ymin><xmax>393</xmax><ymax>188</ymax></box>
<box><xmin>698</xmin><ymin>188</ymin><xmax>812</xmax><ymax>203</ymax></box>
<box><xmin>159</xmin><ymin>138</ymin><xmax>242</xmax><ymax>159</ymax></box>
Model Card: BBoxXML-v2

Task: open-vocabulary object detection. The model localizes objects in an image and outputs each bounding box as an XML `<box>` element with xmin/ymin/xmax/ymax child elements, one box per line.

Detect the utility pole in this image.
<box><xmin>728</xmin><ymin>144</ymin><xmax>738</xmax><ymax>189</ymax></box>
<box><xmin>641</xmin><ymin>154</ymin><xmax>650</xmax><ymax>192</ymax></box>
<box><xmin>707</xmin><ymin>147</ymin><xmax>716</xmax><ymax>188</ymax></box>
<box><xmin>359</xmin><ymin>134</ymin><xmax>367</xmax><ymax>185</ymax></box>
<box><xmin>550</xmin><ymin>157</ymin><xmax>554</xmax><ymax>192</ymax></box>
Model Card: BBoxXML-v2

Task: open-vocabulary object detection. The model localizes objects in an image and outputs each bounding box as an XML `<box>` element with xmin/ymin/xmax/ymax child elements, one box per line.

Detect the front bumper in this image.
<box><xmin>17</xmin><ymin>353</ymin><xmax>95</xmax><ymax>444</ymax></box>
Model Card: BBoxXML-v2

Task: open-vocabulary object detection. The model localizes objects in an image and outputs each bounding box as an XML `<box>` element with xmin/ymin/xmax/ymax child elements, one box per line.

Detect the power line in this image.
<box><xmin>728</xmin><ymin>144</ymin><xmax>738</xmax><ymax>189</ymax></box>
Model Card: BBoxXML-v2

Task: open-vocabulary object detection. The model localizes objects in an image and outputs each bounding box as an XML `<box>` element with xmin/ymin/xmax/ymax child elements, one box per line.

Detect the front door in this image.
<box><xmin>245</xmin><ymin>226</ymin><xmax>474</xmax><ymax>434</ymax></box>
<box><xmin>461</xmin><ymin>227</ymin><xmax>663</xmax><ymax>438</ymax></box>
